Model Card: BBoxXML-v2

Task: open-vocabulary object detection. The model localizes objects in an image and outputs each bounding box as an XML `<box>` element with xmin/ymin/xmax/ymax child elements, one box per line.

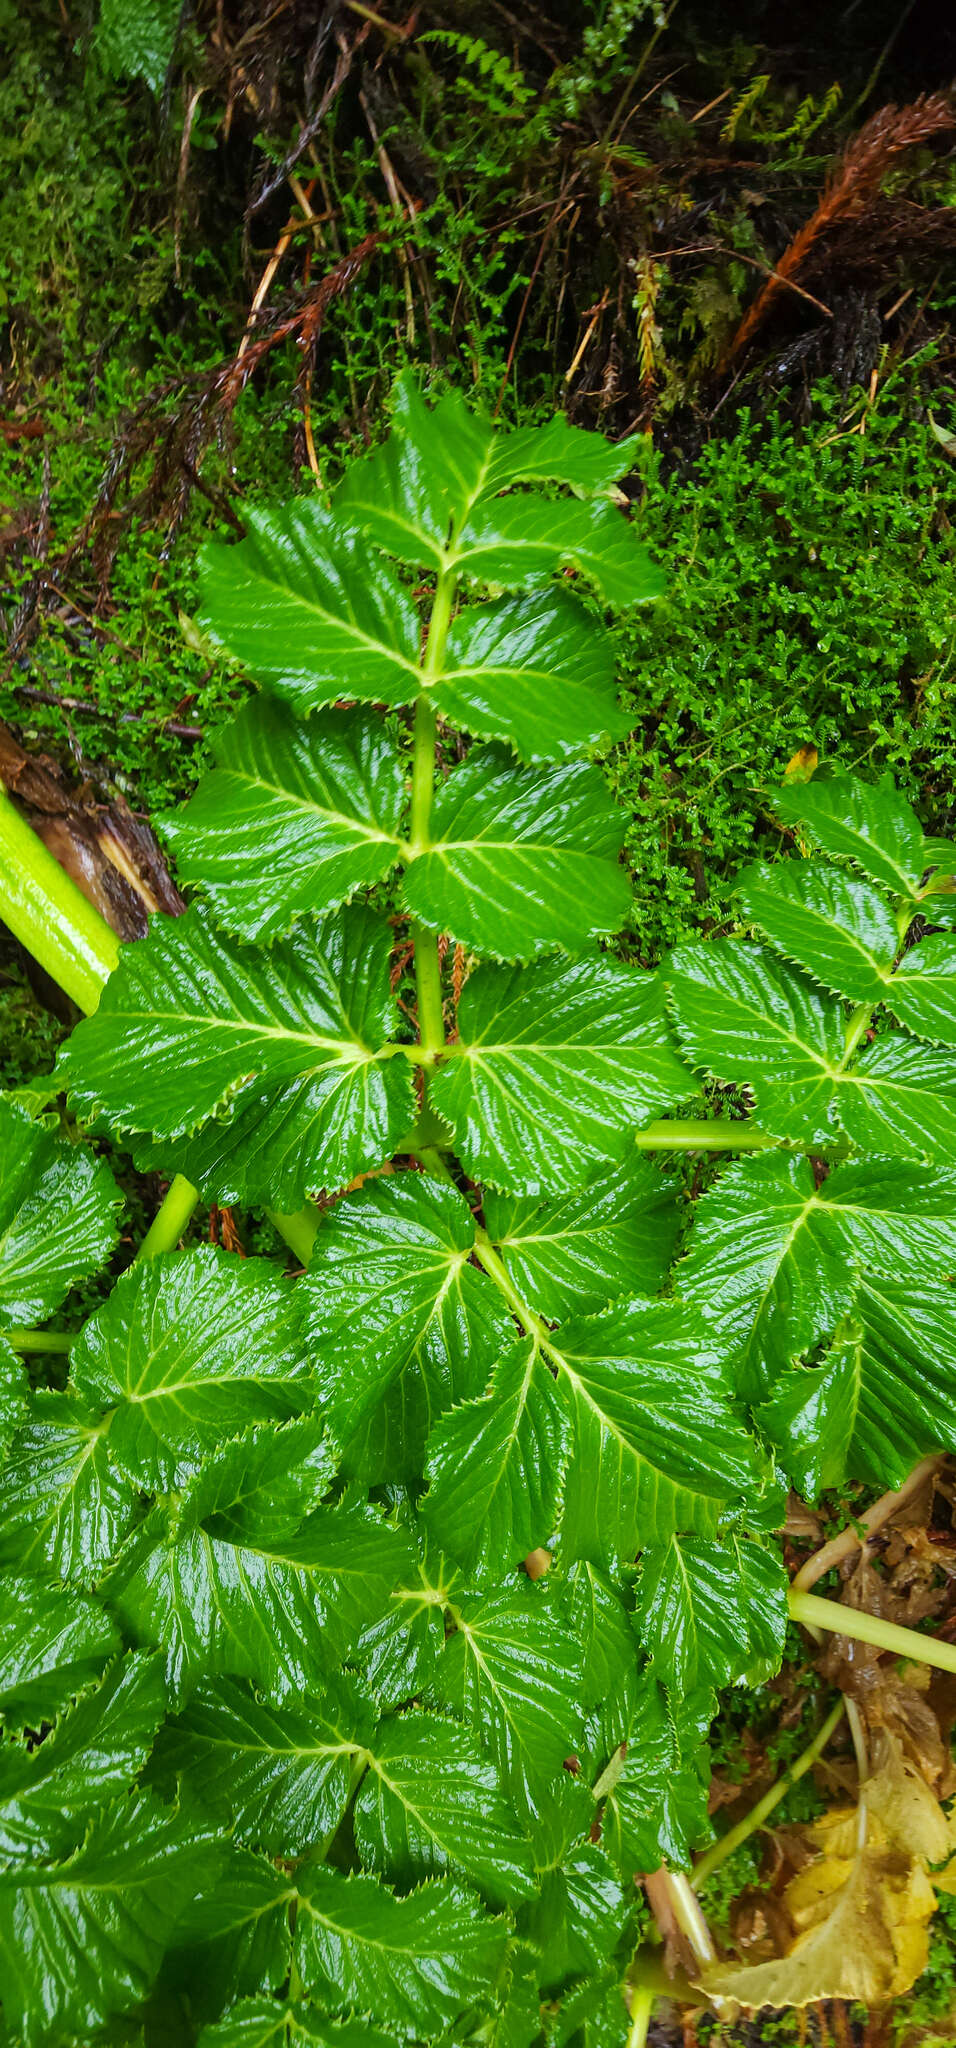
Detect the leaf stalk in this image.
<box><xmin>788</xmin><ymin>1587</ymin><xmax>956</xmax><ymax>1675</ymax></box>
<box><xmin>5</xmin><ymin>1329</ymin><xmax>74</xmax><ymax>1354</ymax></box>
<box><xmin>408</xmin><ymin>562</ymin><xmax>457</xmax><ymax>1056</ymax></box>
<box><xmin>624</xmin><ymin>1984</ymin><xmax>655</xmax><ymax>2048</ymax></box>
<box><xmin>136</xmin><ymin>1174</ymin><xmax>201</xmax><ymax>1261</ymax></box>
<box><xmin>690</xmin><ymin>1695</ymin><xmax>846</xmax><ymax>1889</ymax></box>
<box><xmin>0</xmin><ymin>782</ymin><xmax>119</xmax><ymax>1013</ymax></box>
<box><xmin>632</xmin><ymin>1118</ymin><xmax>779</xmax><ymax>1152</ymax></box>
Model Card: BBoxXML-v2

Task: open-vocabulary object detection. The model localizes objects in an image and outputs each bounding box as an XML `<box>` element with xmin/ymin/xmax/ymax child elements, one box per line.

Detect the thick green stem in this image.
<box><xmin>666</xmin><ymin>1871</ymin><xmax>717</xmax><ymax>1968</ymax></box>
<box><xmin>136</xmin><ymin>1174</ymin><xmax>200</xmax><ymax>1261</ymax></box>
<box><xmin>409</xmin><ymin>695</ymin><xmax>440</xmax><ymax>852</ymax></box>
<box><xmin>472</xmin><ymin>1230</ymin><xmax>549</xmax><ymax>1345</ymax></box>
<box><xmin>412</xmin><ymin>917</ymin><xmax>446</xmax><ymax>1054</ymax></box>
<box><xmin>789</xmin><ymin>1588</ymin><xmax>956</xmax><ymax>1675</ymax></box>
<box><xmin>6</xmin><ymin>1329</ymin><xmax>74</xmax><ymax>1354</ymax></box>
<box><xmin>421</xmin><ymin>565</ymin><xmax>456</xmax><ymax>689</ymax></box>
<box><xmin>0</xmin><ymin>787</ymin><xmax>205</xmax><ymax>1257</ymax></box>
<box><xmin>691</xmin><ymin>1696</ymin><xmax>846</xmax><ymax>1890</ymax></box>
<box><xmin>267</xmin><ymin>1206</ymin><xmax>319</xmax><ymax>1268</ymax></box>
<box><xmin>841</xmin><ymin>1001</ymin><xmax>876</xmax><ymax>1065</ymax></box>
<box><xmin>0</xmin><ymin>784</ymin><xmax>119</xmax><ymax>1013</ymax></box>
<box><xmin>633</xmin><ymin>1118</ymin><xmax>779</xmax><ymax>1153</ymax></box>
<box><xmin>624</xmin><ymin>1985</ymin><xmax>655</xmax><ymax>2048</ymax></box>
<box><xmin>408</xmin><ymin>562</ymin><xmax>457</xmax><ymax>1057</ymax></box>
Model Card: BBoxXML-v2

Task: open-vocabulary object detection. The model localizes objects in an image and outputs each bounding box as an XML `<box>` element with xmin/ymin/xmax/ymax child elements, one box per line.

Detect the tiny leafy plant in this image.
<box><xmin>4</xmin><ymin>379</ymin><xmax>956</xmax><ymax>2042</ymax></box>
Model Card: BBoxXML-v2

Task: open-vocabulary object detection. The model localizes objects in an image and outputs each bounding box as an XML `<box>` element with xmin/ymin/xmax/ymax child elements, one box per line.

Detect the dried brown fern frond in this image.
<box><xmin>719</xmin><ymin>92</ymin><xmax>956</xmax><ymax>374</ymax></box>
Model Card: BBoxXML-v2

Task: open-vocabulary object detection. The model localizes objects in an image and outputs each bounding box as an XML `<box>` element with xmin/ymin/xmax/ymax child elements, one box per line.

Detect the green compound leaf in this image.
<box><xmin>0</xmin><ymin>1339</ymin><xmax>26</xmax><ymax>1450</ymax></box>
<box><xmin>402</xmin><ymin>749</ymin><xmax>631</xmax><ymax>961</ymax></box>
<box><xmin>422</xmin><ymin>1337</ymin><xmax>570</xmax><ymax>1579</ymax></box>
<box><xmin>735</xmin><ymin>851</ymin><xmax>956</xmax><ymax>1050</ymax></box>
<box><xmin>601</xmin><ymin>1677</ymin><xmax>713</xmax><ymax>1878</ymax></box>
<box><xmin>736</xmin><ymin>861</ymin><xmax>901</xmax><ymax>1006</ymax></box>
<box><xmin>196</xmin><ymin>2004</ymin><xmax>397</xmax><ymax>2048</ymax></box>
<box><xmin>431</xmin><ymin>958</ymin><xmax>692</xmax><ymax>1193</ymax></box>
<box><xmin>154</xmin><ymin>1670</ymin><xmax>376</xmax><ymax>1857</ymax></box>
<box><xmin>547</xmin><ymin>1299</ymin><xmax>766</xmax><ymax>1566</ymax></box>
<box><xmin>0</xmin><ymin>1573</ymin><xmax>118</xmax><ymax>1728</ymax></box>
<box><xmin>332</xmin><ymin>377</ymin><xmax>643</xmax><ymax>574</ymax></box>
<box><xmin>70</xmin><ymin>1247</ymin><xmax>310</xmax><ymax>1490</ymax></box>
<box><xmin>634</xmin><ymin>1535</ymin><xmax>788</xmax><ymax>1692</ymax></box>
<box><xmin>434</xmin><ymin>1581</ymin><xmax>585</xmax><ymax>1822</ymax></box>
<box><xmin>435</xmin><ymin>592</ymin><xmax>630</xmax><ymax>763</ymax></box>
<box><xmin>888</xmin><ymin>933</ymin><xmax>956</xmax><ymax>1046</ymax></box>
<box><xmin>104</xmin><ymin>1422</ymin><xmax>411</xmax><ymax>1701</ymax></box>
<box><xmin>482</xmin><ymin>1940</ymin><xmax>542</xmax><ymax>2048</ymax></box>
<box><xmin>0</xmin><ymin>1790</ymin><xmax>223</xmax><ymax>2045</ymax></box>
<box><xmin>832</xmin><ymin>1034</ymin><xmax>956</xmax><ymax>1165</ymax></box>
<box><xmin>679</xmin><ymin>1152</ymin><xmax>956</xmax><ymax>1401</ymax></box>
<box><xmin>19</xmin><ymin>410</ymin><xmax>956</xmax><ymax>2048</ymax></box>
<box><xmin>352</xmin><ymin>1552</ymin><xmax>454</xmax><ymax>1711</ymax></box>
<box><xmin>302</xmin><ymin>1174</ymin><xmax>513</xmax><ymax>1483</ymax></box>
<box><xmin>59</xmin><ymin>904</ymin><xmax>414</xmax><ymax>1209</ymax></box>
<box><xmin>666</xmin><ymin>939</ymin><xmax>847</xmax><ymax>1148</ymax></box>
<box><xmin>760</xmin><ymin>1280</ymin><xmax>956</xmax><ymax>1497</ymax></box>
<box><xmin>0</xmin><ymin>1653</ymin><xmax>165</xmax><ymax>1857</ymax></box>
<box><xmin>353</xmin><ymin>1710</ymin><xmax>536</xmax><ymax>1904</ymax></box>
<box><xmin>770</xmin><ymin>771</ymin><xmax>931</xmax><ymax>899</ymax></box>
<box><xmin>330</xmin><ymin>379</ymin><xmax>658</xmax><ymax>603</ymax></box>
<box><xmin>0</xmin><ymin>1096</ymin><xmax>121</xmax><ymax>1327</ymax></box>
<box><xmin>198</xmin><ymin>504</ymin><xmax>420</xmax><ymax>710</ymax></box>
<box><xmin>163</xmin><ymin>1846</ymin><xmax>293</xmax><ymax>2015</ymax></box>
<box><xmin>525</xmin><ymin>1841</ymin><xmax>627</xmax><ymax>1996</ymax></box>
<box><xmin>293</xmin><ymin>1868</ymin><xmax>507</xmax><ymax>2035</ymax></box>
<box><xmin>161</xmin><ymin>701</ymin><xmax>406</xmax><ymax>940</ymax></box>
<box><xmin>0</xmin><ymin>1390</ymin><xmax>139</xmax><ymax>1581</ymax></box>
<box><xmin>553</xmin><ymin>1965</ymin><xmax>633</xmax><ymax>2048</ymax></box>
<box><xmin>342</xmin><ymin>377</ymin><xmax>656</xmax><ymax>601</ymax></box>
<box><xmin>331</xmin><ymin>380</ymin><xmax>492</xmax><ymax>570</ymax></box>
<box><xmin>451</xmin><ymin>496</ymin><xmax>662</xmax><ymax>608</ymax></box>
<box><xmin>484</xmin><ymin>1160</ymin><xmax>681</xmax><ymax>1319</ymax></box>
<box><xmin>668</xmin><ymin>937</ymin><xmax>956</xmax><ymax>1164</ymax></box>
<box><xmin>565</xmin><ymin>1562</ymin><xmax>636</xmax><ymax>1713</ymax></box>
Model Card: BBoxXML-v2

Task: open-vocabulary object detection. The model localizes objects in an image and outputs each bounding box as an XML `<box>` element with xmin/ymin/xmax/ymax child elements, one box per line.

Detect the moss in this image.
<box><xmin>615</xmin><ymin>362</ymin><xmax>956</xmax><ymax>962</ymax></box>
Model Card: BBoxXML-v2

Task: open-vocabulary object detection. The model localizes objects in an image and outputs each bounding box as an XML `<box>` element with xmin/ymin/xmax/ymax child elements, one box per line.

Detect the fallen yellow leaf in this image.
<box><xmin>697</xmin><ymin>1735</ymin><xmax>955</xmax><ymax>2016</ymax></box>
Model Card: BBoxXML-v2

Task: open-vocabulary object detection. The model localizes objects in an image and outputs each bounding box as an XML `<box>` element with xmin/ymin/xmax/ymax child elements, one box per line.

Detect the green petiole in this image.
<box><xmin>789</xmin><ymin>1587</ymin><xmax>956</xmax><ymax>1676</ymax></box>
<box><xmin>691</xmin><ymin>1695</ymin><xmax>846</xmax><ymax>1889</ymax></box>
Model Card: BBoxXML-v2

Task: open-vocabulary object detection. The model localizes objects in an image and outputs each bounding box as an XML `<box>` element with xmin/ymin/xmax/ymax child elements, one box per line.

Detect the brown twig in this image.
<box><xmin>791</xmin><ymin>1455</ymin><xmax>945</xmax><ymax>1595</ymax></box>
<box><xmin>653</xmin><ymin>242</ymin><xmax>834</xmax><ymax>319</ymax></box>
<box><xmin>14</xmin><ymin>688</ymin><xmax>203</xmax><ymax>741</ymax></box>
<box><xmin>246</xmin><ymin>34</ymin><xmax>353</xmax><ymax>217</ymax></box>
